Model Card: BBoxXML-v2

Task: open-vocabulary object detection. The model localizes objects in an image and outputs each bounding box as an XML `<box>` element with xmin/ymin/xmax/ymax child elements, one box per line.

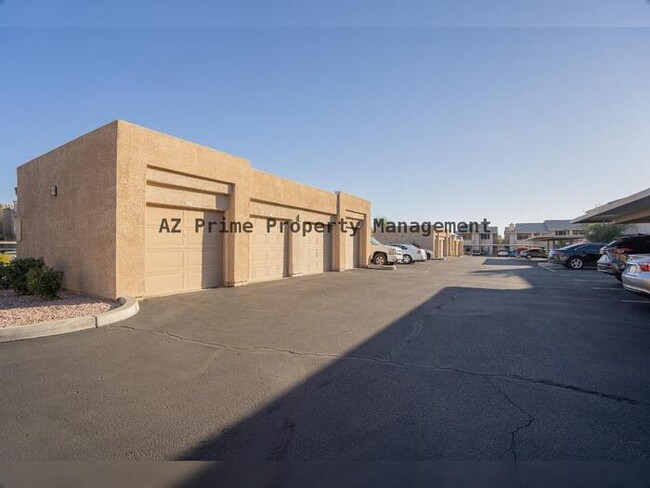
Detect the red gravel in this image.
<box><xmin>0</xmin><ymin>290</ymin><xmax>118</xmax><ymax>327</ymax></box>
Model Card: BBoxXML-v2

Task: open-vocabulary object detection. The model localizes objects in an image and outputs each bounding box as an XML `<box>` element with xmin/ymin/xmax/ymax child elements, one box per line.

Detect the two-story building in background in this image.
<box><xmin>0</xmin><ymin>203</ymin><xmax>16</xmax><ymax>241</ymax></box>
<box><xmin>503</xmin><ymin>220</ymin><xmax>585</xmax><ymax>250</ymax></box>
<box><xmin>458</xmin><ymin>226</ymin><xmax>499</xmax><ymax>255</ymax></box>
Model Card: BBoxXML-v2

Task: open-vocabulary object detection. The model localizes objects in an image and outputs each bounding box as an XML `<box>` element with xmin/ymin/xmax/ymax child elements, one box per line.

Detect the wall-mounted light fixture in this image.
<box><xmin>50</xmin><ymin>185</ymin><xmax>58</xmax><ymax>197</ymax></box>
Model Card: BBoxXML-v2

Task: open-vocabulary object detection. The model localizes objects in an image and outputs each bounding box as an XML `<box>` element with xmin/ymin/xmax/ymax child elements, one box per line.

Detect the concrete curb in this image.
<box><xmin>0</xmin><ymin>295</ymin><xmax>139</xmax><ymax>343</ymax></box>
<box><xmin>367</xmin><ymin>264</ymin><xmax>397</xmax><ymax>270</ymax></box>
<box><xmin>96</xmin><ymin>296</ymin><xmax>140</xmax><ymax>327</ymax></box>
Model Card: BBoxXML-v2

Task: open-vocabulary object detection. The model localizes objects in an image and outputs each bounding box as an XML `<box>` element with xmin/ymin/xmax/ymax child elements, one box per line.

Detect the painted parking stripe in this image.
<box><xmin>538</xmin><ymin>264</ymin><xmax>556</xmax><ymax>273</ymax></box>
<box><xmin>592</xmin><ymin>287</ymin><xmax>626</xmax><ymax>290</ymax></box>
<box><xmin>622</xmin><ymin>299</ymin><xmax>650</xmax><ymax>304</ymax></box>
<box><xmin>573</xmin><ymin>279</ymin><xmax>613</xmax><ymax>282</ymax></box>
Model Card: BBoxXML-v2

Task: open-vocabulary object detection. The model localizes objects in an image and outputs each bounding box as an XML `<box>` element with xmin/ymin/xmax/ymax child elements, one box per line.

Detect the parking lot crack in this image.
<box><xmin>499</xmin><ymin>374</ymin><xmax>646</xmax><ymax>407</ymax></box>
<box><xmin>388</xmin><ymin>318</ymin><xmax>423</xmax><ymax>361</ymax></box>
<box><xmin>388</xmin><ymin>291</ymin><xmax>462</xmax><ymax>362</ymax></box>
<box><xmin>113</xmin><ymin>325</ymin><xmax>650</xmax><ymax>408</ymax></box>
<box><xmin>486</xmin><ymin>377</ymin><xmax>534</xmax><ymax>460</ymax></box>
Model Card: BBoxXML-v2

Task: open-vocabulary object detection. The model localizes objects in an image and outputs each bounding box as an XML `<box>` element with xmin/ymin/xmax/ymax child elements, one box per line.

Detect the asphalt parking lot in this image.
<box><xmin>1</xmin><ymin>256</ymin><xmax>649</xmax><ymax>461</ymax></box>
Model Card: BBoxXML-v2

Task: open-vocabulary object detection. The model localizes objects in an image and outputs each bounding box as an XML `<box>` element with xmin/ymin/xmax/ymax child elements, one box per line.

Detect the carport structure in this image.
<box><xmin>573</xmin><ymin>187</ymin><xmax>650</xmax><ymax>225</ymax></box>
<box><xmin>521</xmin><ymin>235</ymin><xmax>586</xmax><ymax>250</ymax></box>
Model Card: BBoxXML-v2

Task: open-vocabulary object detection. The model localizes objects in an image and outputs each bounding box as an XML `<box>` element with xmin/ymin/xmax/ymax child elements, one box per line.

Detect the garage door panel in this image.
<box><xmin>146</xmin><ymin>206</ymin><xmax>182</xmax><ymax>223</ymax></box>
<box><xmin>184</xmin><ymin>228</ymin><xmax>221</xmax><ymax>247</ymax></box>
<box><xmin>145</xmin><ymin>207</ymin><xmax>224</xmax><ymax>296</ymax></box>
<box><xmin>184</xmin><ymin>248</ymin><xmax>220</xmax><ymax>267</ymax></box>
<box><xmin>146</xmin><ymin>230</ymin><xmax>184</xmax><ymax>247</ymax></box>
<box><xmin>345</xmin><ymin>225</ymin><xmax>361</xmax><ymax>270</ymax></box>
<box><xmin>249</xmin><ymin>217</ymin><xmax>288</xmax><ymax>282</ymax></box>
<box><xmin>146</xmin><ymin>272</ymin><xmax>185</xmax><ymax>296</ymax></box>
<box><xmin>300</xmin><ymin>226</ymin><xmax>332</xmax><ymax>275</ymax></box>
<box><xmin>185</xmin><ymin>267</ymin><xmax>221</xmax><ymax>289</ymax></box>
<box><xmin>145</xmin><ymin>249</ymin><xmax>184</xmax><ymax>270</ymax></box>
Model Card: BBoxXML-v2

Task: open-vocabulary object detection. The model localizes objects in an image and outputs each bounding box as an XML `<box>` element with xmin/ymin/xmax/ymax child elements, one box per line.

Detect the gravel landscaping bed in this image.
<box><xmin>0</xmin><ymin>290</ymin><xmax>118</xmax><ymax>327</ymax></box>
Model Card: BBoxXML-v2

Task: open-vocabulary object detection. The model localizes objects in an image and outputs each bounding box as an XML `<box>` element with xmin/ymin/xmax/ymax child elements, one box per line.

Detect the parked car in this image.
<box><xmin>598</xmin><ymin>234</ymin><xmax>650</xmax><ymax>281</ymax></box>
<box><xmin>515</xmin><ymin>247</ymin><xmax>533</xmax><ymax>257</ymax></box>
<box><xmin>410</xmin><ymin>243</ymin><xmax>433</xmax><ymax>259</ymax></box>
<box><xmin>520</xmin><ymin>248</ymin><xmax>548</xmax><ymax>259</ymax></box>
<box><xmin>420</xmin><ymin>248</ymin><xmax>434</xmax><ymax>260</ymax></box>
<box><xmin>471</xmin><ymin>250</ymin><xmax>481</xmax><ymax>256</ymax></box>
<box><xmin>497</xmin><ymin>249</ymin><xmax>508</xmax><ymax>257</ymax></box>
<box><xmin>549</xmin><ymin>242</ymin><xmax>605</xmax><ymax>269</ymax></box>
<box><xmin>508</xmin><ymin>250</ymin><xmax>517</xmax><ymax>257</ymax></box>
<box><xmin>388</xmin><ymin>243</ymin><xmax>427</xmax><ymax>264</ymax></box>
<box><xmin>621</xmin><ymin>254</ymin><xmax>650</xmax><ymax>297</ymax></box>
<box><xmin>369</xmin><ymin>237</ymin><xmax>403</xmax><ymax>265</ymax></box>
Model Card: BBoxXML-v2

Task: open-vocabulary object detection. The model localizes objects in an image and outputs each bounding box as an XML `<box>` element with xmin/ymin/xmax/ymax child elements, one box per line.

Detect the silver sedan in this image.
<box><xmin>622</xmin><ymin>254</ymin><xmax>650</xmax><ymax>297</ymax></box>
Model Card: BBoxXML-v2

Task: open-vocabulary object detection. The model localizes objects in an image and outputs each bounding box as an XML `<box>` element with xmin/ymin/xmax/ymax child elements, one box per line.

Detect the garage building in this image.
<box><xmin>16</xmin><ymin>121</ymin><xmax>371</xmax><ymax>299</ymax></box>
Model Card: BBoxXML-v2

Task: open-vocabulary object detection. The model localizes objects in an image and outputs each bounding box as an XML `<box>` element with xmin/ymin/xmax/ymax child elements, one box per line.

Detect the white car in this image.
<box><xmin>420</xmin><ymin>248</ymin><xmax>434</xmax><ymax>259</ymax></box>
<box><xmin>369</xmin><ymin>237</ymin><xmax>403</xmax><ymax>265</ymax></box>
<box><xmin>388</xmin><ymin>243</ymin><xmax>427</xmax><ymax>264</ymax></box>
<box><xmin>497</xmin><ymin>249</ymin><xmax>508</xmax><ymax>257</ymax></box>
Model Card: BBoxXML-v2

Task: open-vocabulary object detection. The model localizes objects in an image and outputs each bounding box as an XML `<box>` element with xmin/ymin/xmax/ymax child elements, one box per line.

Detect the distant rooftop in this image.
<box><xmin>510</xmin><ymin>220</ymin><xmax>582</xmax><ymax>233</ymax></box>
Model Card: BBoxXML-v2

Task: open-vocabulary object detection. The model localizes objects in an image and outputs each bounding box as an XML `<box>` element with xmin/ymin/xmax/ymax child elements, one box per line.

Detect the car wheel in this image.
<box><xmin>402</xmin><ymin>254</ymin><xmax>413</xmax><ymax>264</ymax></box>
<box><xmin>373</xmin><ymin>253</ymin><xmax>387</xmax><ymax>266</ymax></box>
<box><xmin>526</xmin><ymin>255</ymin><xmax>532</xmax><ymax>260</ymax></box>
<box><xmin>568</xmin><ymin>257</ymin><xmax>584</xmax><ymax>269</ymax></box>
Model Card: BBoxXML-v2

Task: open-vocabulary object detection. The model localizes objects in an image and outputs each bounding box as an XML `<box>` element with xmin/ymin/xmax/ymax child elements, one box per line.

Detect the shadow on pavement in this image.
<box><xmin>165</xmin><ymin>260</ymin><xmax>650</xmax><ymax>482</ymax></box>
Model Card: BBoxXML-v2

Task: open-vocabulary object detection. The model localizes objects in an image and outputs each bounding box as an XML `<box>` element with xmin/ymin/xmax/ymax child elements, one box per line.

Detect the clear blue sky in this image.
<box><xmin>2</xmin><ymin>1</ymin><xmax>650</xmax><ymax>233</ymax></box>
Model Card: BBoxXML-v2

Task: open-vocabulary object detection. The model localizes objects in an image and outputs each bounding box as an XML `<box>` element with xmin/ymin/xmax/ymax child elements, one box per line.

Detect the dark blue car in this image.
<box><xmin>550</xmin><ymin>242</ymin><xmax>605</xmax><ymax>269</ymax></box>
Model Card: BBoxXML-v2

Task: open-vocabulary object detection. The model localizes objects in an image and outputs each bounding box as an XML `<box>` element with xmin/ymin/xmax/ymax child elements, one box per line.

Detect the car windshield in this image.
<box><xmin>370</xmin><ymin>237</ymin><xmax>381</xmax><ymax>245</ymax></box>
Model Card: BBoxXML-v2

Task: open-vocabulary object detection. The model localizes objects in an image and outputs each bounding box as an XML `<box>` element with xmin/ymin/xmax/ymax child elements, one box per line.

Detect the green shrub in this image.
<box><xmin>26</xmin><ymin>266</ymin><xmax>63</xmax><ymax>300</ymax></box>
<box><xmin>6</xmin><ymin>257</ymin><xmax>45</xmax><ymax>295</ymax></box>
<box><xmin>0</xmin><ymin>264</ymin><xmax>10</xmax><ymax>290</ymax></box>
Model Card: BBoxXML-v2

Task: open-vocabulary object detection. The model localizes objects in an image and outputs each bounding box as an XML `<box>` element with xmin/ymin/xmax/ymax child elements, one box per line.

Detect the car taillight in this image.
<box><xmin>639</xmin><ymin>263</ymin><xmax>650</xmax><ymax>272</ymax></box>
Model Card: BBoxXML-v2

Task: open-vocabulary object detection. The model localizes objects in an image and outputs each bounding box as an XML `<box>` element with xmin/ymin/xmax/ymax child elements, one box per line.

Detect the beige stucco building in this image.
<box><xmin>373</xmin><ymin>228</ymin><xmax>462</xmax><ymax>259</ymax></box>
<box><xmin>16</xmin><ymin>121</ymin><xmax>371</xmax><ymax>299</ymax></box>
<box><xmin>459</xmin><ymin>226</ymin><xmax>500</xmax><ymax>255</ymax></box>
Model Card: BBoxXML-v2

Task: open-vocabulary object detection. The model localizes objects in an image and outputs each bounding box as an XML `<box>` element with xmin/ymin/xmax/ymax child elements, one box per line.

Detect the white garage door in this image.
<box><xmin>249</xmin><ymin>217</ymin><xmax>289</xmax><ymax>282</ymax></box>
<box><xmin>345</xmin><ymin>227</ymin><xmax>361</xmax><ymax>269</ymax></box>
<box><xmin>145</xmin><ymin>206</ymin><xmax>223</xmax><ymax>296</ymax></box>
<box><xmin>300</xmin><ymin>224</ymin><xmax>332</xmax><ymax>275</ymax></box>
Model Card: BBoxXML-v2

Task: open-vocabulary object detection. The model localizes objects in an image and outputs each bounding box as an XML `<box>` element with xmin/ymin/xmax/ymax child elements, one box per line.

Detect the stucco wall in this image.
<box><xmin>16</xmin><ymin>122</ymin><xmax>118</xmax><ymax>298</ymax></box>
<box><xmin>115</xmin><ymin>120</ymin><xmax>252</xmax><ymax>296</ymax></box>
<box><xmin>336</xmin><ymin>192</ymin><xmax>371</xmax><ymax>269</ymax></box>
<box><xmin>17</xmin><ymin>120</ymin><xmax>372</xmax><ymax>298</ymax></box>
<box><xmin>251</xmin><ymin>169</ymin><xmax>337</xmax><ymax>215</ymax></box>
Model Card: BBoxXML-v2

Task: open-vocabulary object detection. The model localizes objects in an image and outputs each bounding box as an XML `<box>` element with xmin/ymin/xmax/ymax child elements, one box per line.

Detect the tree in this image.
<box><xmin>583</xmin><ymin>223</ymin><xmax>629</xmax><ymax>243</ymax></box>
